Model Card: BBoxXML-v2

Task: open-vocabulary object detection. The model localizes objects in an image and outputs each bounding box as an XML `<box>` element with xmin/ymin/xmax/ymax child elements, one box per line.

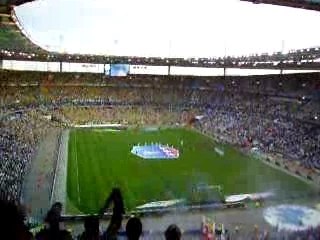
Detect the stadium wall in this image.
<box><xmin>2</xmin><ymin>59</ymin><xmax>320</xmax><ymax>76</ymax></box>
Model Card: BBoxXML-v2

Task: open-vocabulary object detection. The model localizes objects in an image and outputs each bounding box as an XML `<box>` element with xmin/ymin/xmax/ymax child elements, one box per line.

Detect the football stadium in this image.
<box><xmin>1</xmin><ymin>0</ymin><xmax>320</xmax><ymax>239</ymax></box>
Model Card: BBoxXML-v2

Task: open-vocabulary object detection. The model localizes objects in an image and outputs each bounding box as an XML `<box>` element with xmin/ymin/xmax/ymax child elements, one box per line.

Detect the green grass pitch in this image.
<box><xmin>67</xmin><ymin>128</ymin><xmax>313</xmax><ymax>214</ymax></box>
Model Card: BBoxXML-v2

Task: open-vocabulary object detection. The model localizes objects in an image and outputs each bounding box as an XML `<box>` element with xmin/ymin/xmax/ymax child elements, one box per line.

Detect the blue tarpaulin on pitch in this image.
<box><xmin>131</xmin><ymin>144</ymin><xmax>179</xmax><ymax>159</ymax></box>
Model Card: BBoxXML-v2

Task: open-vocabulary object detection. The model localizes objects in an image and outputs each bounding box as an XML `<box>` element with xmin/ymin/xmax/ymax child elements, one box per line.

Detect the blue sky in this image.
<box><xmin>14</xmin><ymin>0</ymin><xmax>320</xmax><ymax>57</ymax></box>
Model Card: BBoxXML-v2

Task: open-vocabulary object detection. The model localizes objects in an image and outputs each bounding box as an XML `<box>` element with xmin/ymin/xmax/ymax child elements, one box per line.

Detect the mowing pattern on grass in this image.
<box><xmin>67</xmin><ymin>128</ymin><xmax>313</xmax><ymax>214</ymax></box>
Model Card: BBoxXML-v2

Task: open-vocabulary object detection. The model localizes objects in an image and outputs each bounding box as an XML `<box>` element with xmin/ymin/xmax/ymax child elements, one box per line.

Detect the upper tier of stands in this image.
<box><xmin>0</xmin><ymin>5</ymin><xmax>47</xmax><ymax>55</ymax></box>
<box><xmin>1</xmin><ymin>71</ymin><xmax>319</xmax><ymax>122</ymax></box>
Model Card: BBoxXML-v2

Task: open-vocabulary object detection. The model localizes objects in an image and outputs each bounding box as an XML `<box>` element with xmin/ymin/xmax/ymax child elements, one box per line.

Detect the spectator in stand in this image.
<box><xmin>100</xmin><ymin>188</ymin><xmax>125</xmax><ymax>240</ymax></box>
<box><xmin>125</xmin><ymin>217</ymin><xmax>142</xmax><ymax>240</ymax></box>
<box><xmin>78</xmin><ymin>216</ymin><xmax>102</xmax><ymax>240</ymax></box>
<box><xmin>35</xmin><ymin>202</ymin><xmax>72</xmax><ymax>240</ymax></box>
<box><xmin>165</xmin><ymin>224</ymin><xmax>181</xmax><ymax>240</ymax></box>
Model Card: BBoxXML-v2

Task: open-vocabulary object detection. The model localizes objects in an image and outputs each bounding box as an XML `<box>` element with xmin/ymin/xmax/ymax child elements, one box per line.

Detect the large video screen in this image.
<box><xmin>110</xmin><ymin>64</ymin><xmax>130</xmax><ymax>76</ymax></box>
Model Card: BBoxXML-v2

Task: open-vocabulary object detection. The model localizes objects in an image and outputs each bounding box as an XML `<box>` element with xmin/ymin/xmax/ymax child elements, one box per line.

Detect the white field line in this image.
<box><xmin>74</xmin><ymin>131</ymin><xmax>81</xmax><ymax>205</ymax></box>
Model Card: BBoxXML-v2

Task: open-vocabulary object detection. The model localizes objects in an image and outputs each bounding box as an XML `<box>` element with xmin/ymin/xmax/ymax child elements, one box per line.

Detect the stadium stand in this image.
<box><xmin>0</xmin><ymin>71</ymin><xmax>319</xmax><ymax>203</ymax></box>
<box><xmin>0</xmin><ymin>109</ymin><xmax>60</xmax><ymax>202</ymax></box>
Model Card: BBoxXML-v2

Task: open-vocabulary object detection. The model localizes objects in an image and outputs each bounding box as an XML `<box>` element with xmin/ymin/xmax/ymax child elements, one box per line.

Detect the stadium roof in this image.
<box><xmin>0</xmin><ymin>4</ymin><xmax>48</xmax><ymax>54</ymax></box>
<box><xmin>12</xmin><ymin>0</ymin><xmax>320</xmax><ymax>57</ymax></box>
<box><xmin>241</xmin><ymin>0</ymin><xmax>320</xmax><ymax>12</ymax></box>
<box><xmin>2</xmin><ymin>0</ymin><xmax>320</xmax><ymax>11</ymax></box>
<box><xmin>0</xmin><ymin>0</ymin><xmax>33</xmax><ymax>8</ymax></box>
<box><xmin>0</xmin><ymin>0</ymin><xmax>33</xmax><ymax>6</ymax></box>
<box><xmin>2</xmin><ymin>0</ymin><xmax>320</xmax><ymax>10</ymax></box>
<box><xmin>0</xmin><ymin>0</ymin><xmax>320</xmax><ymax>68</ymax></box>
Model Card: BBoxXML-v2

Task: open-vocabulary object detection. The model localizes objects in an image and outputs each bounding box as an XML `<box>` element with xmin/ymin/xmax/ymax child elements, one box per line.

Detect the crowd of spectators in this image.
<box><xmin>0</xmin><ymin>110</ymin><xmax>56</xmax><ymax>202</ymax></box>
<box><xmin>197</xmin><ymin>92</ymin><xmax>320</xmax><ymax>171</ymax></box>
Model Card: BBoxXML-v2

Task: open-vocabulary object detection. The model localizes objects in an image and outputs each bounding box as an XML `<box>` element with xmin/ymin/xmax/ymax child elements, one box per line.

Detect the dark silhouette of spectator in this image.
<box><xmin>50</xmin><ymin>202</ymin><xmax>63</xmax><ymax>217</ymax></box>
<box><xmin>100</xmin><ymin>188</ymin><xmax>125</xmax><ymax>240</ymax></box>
<box><xmin>35</xmin><ymin>202</ymin><xmax>72</xmax><ymax>240</ymax></box>
<box><xmin>0</xmin><ymin>199</ymin><xmax>33</xmax><ymax>240</ymax></box>
<box><xmin>165</xmin><ymin>224</ymin><xmax>181</xmax><ymax>240</ymax></box>
<box><xmin>126</xmin><ymin>217</ymin><xmax>142</xmax><ymax>240</ymax></box>
<box><xmin>79</xmin><ymin>216</ymin><xmax>101</xmax><ymax>240</ymax></box>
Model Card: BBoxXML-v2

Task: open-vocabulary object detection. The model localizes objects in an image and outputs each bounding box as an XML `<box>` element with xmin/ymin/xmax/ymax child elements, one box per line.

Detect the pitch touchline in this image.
<box><xmin>74</xmin><ymin>131</ymin><xmax>81</xmax><ymax>205</ymax></box>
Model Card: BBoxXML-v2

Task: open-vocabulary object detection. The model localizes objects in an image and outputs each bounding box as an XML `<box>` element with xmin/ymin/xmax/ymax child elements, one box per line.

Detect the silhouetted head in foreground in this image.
<box><xmin>51</xmin><ymin>202</ymin><xmax>63</xmax><ymax>215</ymax></box>
<box><xmin>0</xmin><ymin>199</ymin><xmax>33</xmax><ymax>240</ymax></box>
<box><xmin>80</xmin><ymin>216</ymin><xmax>100</xmax><ymax>240</ymax></box>
<box><xmin>165</xmin><ymin>224</ymin><xmax>181</xmax><ymax>240</ymax></box>
<box><xmin>36</xmin><ymin>202</ymin><xmax>72</xmax><ymax>240</ymax></box>
<box><xmin>126</xmin><ymin>217</ymin><xmax>142</xmax><ymax>240</ymax></box>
